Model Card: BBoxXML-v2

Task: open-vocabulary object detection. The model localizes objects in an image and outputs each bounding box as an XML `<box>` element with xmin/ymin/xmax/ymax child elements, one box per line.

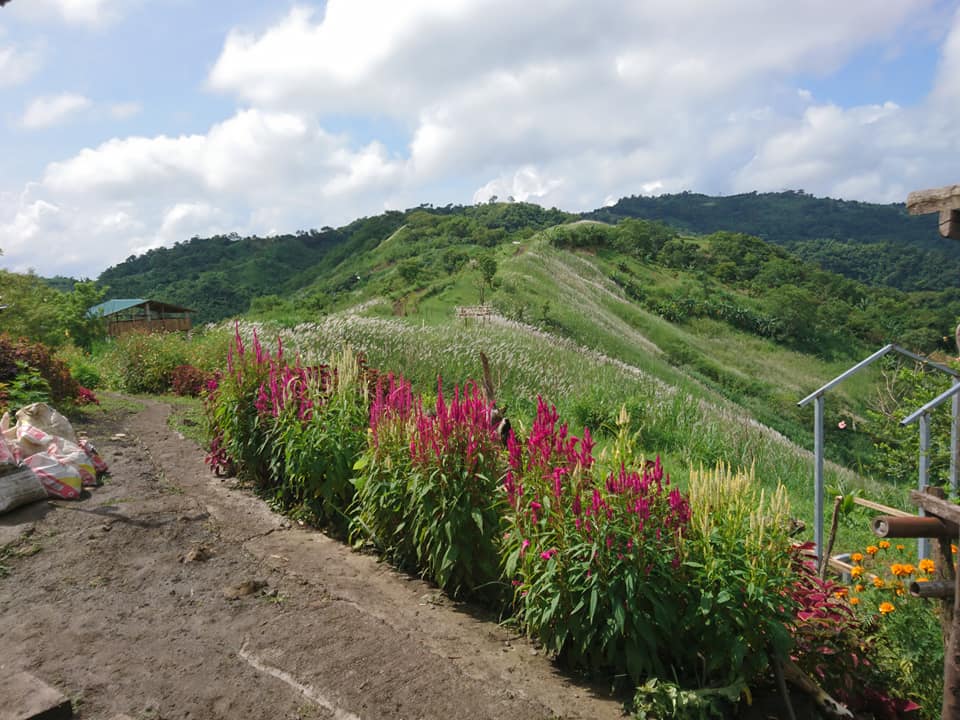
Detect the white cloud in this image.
<box><xmin>0</xmin><ymin>42</ymin><xmax>42</xmax><ymax>87</ymax></box>
<box><xmin>21</xmin><ymin>93</ymin><xmax>92</xmax><ymax>129</ymax></box>
<box><xmin>4</xmin><ymin>0</ymin><xmax>960</xmax><ymax>279</ymax></box>
<box><xmin>0</xmin><ymin>109</ymin><xmax>406</xmax><ymax>277</ymax></box>
<box><xmin>9</xmin><ymin>0</ymin><xmax>128</xmax><ymax>27</ymax></box>
<box><xmin>108</xmin><ymin>101</ymin><xmax>141</xmax><ymax>119</ymax></box>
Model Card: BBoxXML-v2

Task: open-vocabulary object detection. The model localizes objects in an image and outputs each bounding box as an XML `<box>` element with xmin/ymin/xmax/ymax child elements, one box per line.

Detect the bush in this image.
<box><xmin>205</xmin><ymin>326</ymin><xmax>373</xmax><ymax>531</ymax></box>
<box><xmin>98</xmin><ymin>332</ymin><xmax>190</xmax><ymax>394</ymax></box>
<box><xmin>354</xmin><ymin>376</ymin><xmax>506</xmax><ymax>599</ymax></box>
<box><xmin>502</xmin><ymin>398</ymin><xmax>691</xmax><ymax>685</ymax></box>
<box><xmin>0</xmin><ymin>334</ymin><xmax>89</xmax><ymax>412</ymax></box>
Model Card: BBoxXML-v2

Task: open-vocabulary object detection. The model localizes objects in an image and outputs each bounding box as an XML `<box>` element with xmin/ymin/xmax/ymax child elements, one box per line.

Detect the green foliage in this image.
<box><xmin>97</xmin><ymin>332</ymin><xmax>191</xmax><ymax>394</ymax></box>
<box><xmin>0</xmin><ymin>333</ymin><xmax>83</xmax><ymax>412</ymax></box>
<box><xmin>844</xmin><ymin>544</ymin><xmax>943</xmax><ymax>717</ymax></box>
<box><xmin>0</xmin><ymin>271</ymin><xmax>106</xmax><ymax>349</ymax></box>
<box><xmin>0</xmin><ymin>362</ymin><xmax>52</xmax><ymax>412</ymax></box>
<box><xmin>354</xmin><ymin>376</ymin><xmax>506</xmax><ymax>598</ymax></box>
<box><xmin>682</xmin><ymin>464</ymin><xmax>797</xmax><ymax>686</ymax></box>
<box><xmin>865</xmin><ymin>359</ymin><xmax>957</xmax><ymax>486</ymax></box>
<box><xmin>502</xmin><ymin>400</ymin><xmax>693</xmax><ymax>686</ymax></box>
<box><xmin>632</xmin><ymin>678</ymin><xmax>738</xmax><ymax>720</ymax></box>
<box><xmin>588</xmin><ymin>189</ymin><xmax>956</xmax><ymax>293</ymax></box>
<box><xmin>204</xmin><ymin>330</ymin><xmax>373</xmax><ymax>531</ymax></box>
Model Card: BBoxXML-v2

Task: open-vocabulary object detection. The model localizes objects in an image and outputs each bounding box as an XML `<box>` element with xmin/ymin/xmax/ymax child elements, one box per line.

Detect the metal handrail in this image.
<box><xmin>797</xmin><ymin>343</ymin><xmax>960</xmax><ymax>560</ymax></box>
<box><xmin>901</xmin><ymin>381</ymin><xmax>960</xmax><ymax>426</ymax></box>
<box><xmin>798</xmin><ymin>344</ymin><xmax>959</xmax><ymax>408</ymax></box>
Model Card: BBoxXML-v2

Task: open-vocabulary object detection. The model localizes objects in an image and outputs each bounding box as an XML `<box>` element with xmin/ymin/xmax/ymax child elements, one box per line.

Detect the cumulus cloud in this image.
<box><xmin>9</xmin><ymin>0</ymin><xmax>128</xmax><ymax>26</ymax></box>
<box><xmin>3</xmin><ymin>0</ymin><xmax>960</xmax><ymax>278</ymax></box>
<box><xmin>21</xmin><ymin>93</ymin><xmax>92</xmax><ymax>129</ymax></box>
<box><xmin>108</xmin><ymin>101</ymin><xmax>141</xmax><ymax>119</ymax></box>
<box><xmin>0</xmin><ymin>42</ymin><xmax>42</xmax><ymax>87</ymax></box>
<box><xmin>0</xmin><ymin>109</ymin><xmax>405</xmax><ymax>276</ymax></box>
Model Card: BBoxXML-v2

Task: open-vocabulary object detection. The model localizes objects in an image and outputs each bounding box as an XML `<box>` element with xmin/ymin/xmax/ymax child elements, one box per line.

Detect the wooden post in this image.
<box><xmin>945</xmin><ymin>551</ymin><xmax>960</xmax><ymax>719</ymax></box>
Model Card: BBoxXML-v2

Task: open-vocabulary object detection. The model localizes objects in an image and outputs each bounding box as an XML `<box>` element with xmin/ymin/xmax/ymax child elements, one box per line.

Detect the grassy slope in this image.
<box><xmin>237</xmin><ymin>226</ymin><xmax>909</xmax><ymax>554</ymax></box>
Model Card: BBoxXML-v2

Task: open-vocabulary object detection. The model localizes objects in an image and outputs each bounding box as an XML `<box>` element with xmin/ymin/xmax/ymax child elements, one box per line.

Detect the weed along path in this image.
<box><xmin>0</xmin><ymin>398</ymin><xmax>625</xmax><ymax>720</ymax></box>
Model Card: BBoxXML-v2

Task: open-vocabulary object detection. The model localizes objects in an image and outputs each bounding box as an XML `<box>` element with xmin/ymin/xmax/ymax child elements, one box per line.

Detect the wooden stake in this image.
<box><xmin>819</xmin><ymin>496</ymin><xmax>843</xmax><ymax>579</ymax></box>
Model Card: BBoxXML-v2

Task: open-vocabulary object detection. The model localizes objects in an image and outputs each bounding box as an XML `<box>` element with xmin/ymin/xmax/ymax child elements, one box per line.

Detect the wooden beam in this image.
<box><xmin>852</xmin><ymin>496</ymin><xmax>913</xmax><ymax>517</ymax></box>
<box><xmin>907</xmin><ymin>184</ymin><xmax>960</xmax><ymax>215</ymax></box>
<box><xmin>911</xmin><ymin>489</ymin><xmax>960</xmax><ymax>526</ymax></box>
<box><xmin>873</xmin><ymin>514</ymin><xmax>960</xmax><ymax>539</ymax></box>
<box><xmin>911</xmin><ymin>580</ymin><xmax>954</xmax><ymax>599</ymax></box>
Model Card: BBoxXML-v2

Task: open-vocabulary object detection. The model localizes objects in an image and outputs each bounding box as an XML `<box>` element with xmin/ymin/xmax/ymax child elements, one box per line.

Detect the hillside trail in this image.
<box><xmin>0</xmin><ymin>398</ymin><xmax>625</xmax><ymax>720</ymax></box>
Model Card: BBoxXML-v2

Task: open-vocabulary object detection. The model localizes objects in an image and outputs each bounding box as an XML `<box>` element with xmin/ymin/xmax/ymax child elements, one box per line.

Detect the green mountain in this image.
<box><xmin>586</xmin><ymin>190</ymin><xmax>959</xmax><ymax>291</ymax></box>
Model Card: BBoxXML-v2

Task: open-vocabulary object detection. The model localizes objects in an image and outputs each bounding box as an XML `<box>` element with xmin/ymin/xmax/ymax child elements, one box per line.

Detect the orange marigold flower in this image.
<box><xmin>896</xmin><ymin>544</ymin><xmax>905</xmax><ymax>551</ymax></box>
<box><xmin>879</xmin><ymin>601</ymin><xmax>895</xmax><ymax>615</ymax></box>
<box><xmin>896</xmin><ymin>588</ymin><xmax>905</xmax><ymax>596</ymax></box>
<box><xmin>850</xmin><ymin>566</ymin><xmax>864</xmax><ymax>579</ymax></box>
<box><xmin>919</xmin><ymin>558</ymin><xmax>935</xmax><ymax>574</ymax></box>
<box><xmin>834</xmin><ymin>588</ymin><xmax>848</xmax><ymax>598</ymax></box>
<box><xmin>851</xmin><ymin>552</ymin><xmax>864</xmax><ymax>563</ymax></box>
<box><xmin>878</xmin><ymin>540</ymin><xmax>890</xmax><ymax>550</ymax></box>
<box><xmin>855</xmin><ymin>584</ymin><xmax>865</xmax><ymax>592</ymax></box>
<box><xmin>866</xmin><ymin>545</ymin><xmax>879</xmax><ymax>555</ymax></box>
<box><xmin>850</xmin><ymin>597</ymin><xmax>860</xmax><ymax>605</ymax></box>
<box><xmin>873</xmin><ymin>576</ymin><xmax>885</xmax><ymax>588</ymax></box>
<box><xmin>952</xmin><ymin>544</ymin><xmax>957</xmax><ymax>555</ymax></box>
<box><xmin>891</xmin><ymin>563</ymin><xmax>915</xmax><ymax>577</ymax></box>
<box><xmin>917</xmin><ymin>577</ymin><xmax>930</xmax><ymax>583</ymax></box>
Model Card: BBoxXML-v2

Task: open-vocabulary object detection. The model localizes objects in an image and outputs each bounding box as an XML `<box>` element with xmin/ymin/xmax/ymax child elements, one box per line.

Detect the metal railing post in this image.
<box><xmin>952</xmin><ymin>378</ymin><xmax>959</xmax><ymax>495</ymax></box>
<box><xmin>814</xmin><ymin>395</ymin><xmax>825</xmax><ymax>560</ymax></box>
<box><xmin>919</xmin><ymin>413</ymin><xmax>930</xmax><ymax>560</ymax></box>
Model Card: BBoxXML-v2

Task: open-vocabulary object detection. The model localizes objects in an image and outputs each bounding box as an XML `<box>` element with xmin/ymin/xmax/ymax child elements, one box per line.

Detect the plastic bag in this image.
<box><xmin>78</xmin><ymin>437</ymin><xmax>109</xmax><ymax>476</ymax></box>
<box><xmin>15</xmin><ymin>402</ymin><xmax>77</xmax><ymax>444</ymax></box>
<box><xmin>24</xmin><ymin>453</ymin><xmax>82</xmax><ymax>500</ymax></box>
<box><xmin>49</xmin><ymin>439</ymin><xmax>97</xmax><ymax>487</ymax></box>
<box><xmin>0</xmin><ymin>468</ymin><xmax>46</xmax><ymax>514</ymax></box>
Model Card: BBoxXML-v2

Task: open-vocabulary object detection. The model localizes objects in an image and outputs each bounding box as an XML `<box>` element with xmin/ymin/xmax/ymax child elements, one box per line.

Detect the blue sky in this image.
<box><xmin>1</xmin><ymin>0</ymin><xmax>959</xmax><ymax>278</ymax></box>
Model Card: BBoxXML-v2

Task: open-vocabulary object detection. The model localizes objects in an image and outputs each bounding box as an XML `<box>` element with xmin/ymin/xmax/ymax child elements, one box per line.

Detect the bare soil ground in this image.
<box><xmin>0</xmin><ymin>398</ymin><xmax>626</xmax><ymax>720</ymax></box>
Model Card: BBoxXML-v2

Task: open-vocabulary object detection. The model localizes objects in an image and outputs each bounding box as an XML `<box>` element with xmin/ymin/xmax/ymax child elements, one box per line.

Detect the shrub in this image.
<box><xmin>205</xmin><ymin>325</ymin><xmax>373</xmax><ymax>531</ymax></box>
<box><xmin>841</xmin><ymin>542</ymin><xmax>941</xmax><ymax>717</ymax></box>
<box><xmin>98</xmin><ymin>332</ymin><xmax>190</xmax><ymax>394</ymax></box>
<box><xmin>352</xmin><ymin>372</ymin><xmax>418</xmax><ymax>565</ymax></box>
<box><xmin>171</xmin><ymin>364</ymin><xmax>213</xmax><ymax>397</ymax></box>
<box><xmin>679</xmin><ymin>464</ymin><xmax>797</xmax><ymax>691</ymax></box>
<box><xmin>501</xmin><ymin>398</ymin><xmax>691</xmax><ymax>685</ymax></box>
<box><xmin>354</xmin><ymin>376</ymin><xmax>507</xmax><ymax>599</ymax></box>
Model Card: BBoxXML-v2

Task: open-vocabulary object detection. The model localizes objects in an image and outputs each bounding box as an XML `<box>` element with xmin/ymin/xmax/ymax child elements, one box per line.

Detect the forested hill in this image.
<box><xmin>585</xmin><ymin>190</ymin><xmax>959</xmax><ymax>292</ymax></box>
<box><xmin>96</xmin><ymin>202</ymin><xmax>573</xmax><ymax>323</ymax></box>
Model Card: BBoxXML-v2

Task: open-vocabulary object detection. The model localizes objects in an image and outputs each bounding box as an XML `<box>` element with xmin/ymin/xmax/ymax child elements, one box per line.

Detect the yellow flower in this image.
<box><xmin>896</xmin><ymin>544</ymin><xmax>905</xmax><ymax>551</ymax></box>
<box><xmin>866</xmin><ymin>545</ymin><xmax>879</xmax><ymax>555</ymax></box>
<box><xmin>850</xmin><ymin>597</ymin><xmax>860</xmax><ymax>605</ymax></box>
<box><xmin>879</xmin><ymin>602</ymin><xmax>895</xmax><ymax>615</ymax></box>
<box><xmin>895</xmin><ymin>588</ymin><xmax>905</xmax><ymax>596</ymax></box>
<box><xmin>851</xmin><ymin>566</ymin><xmax>864</xmax><ymax>579</ymax></box>
<box><xmin>855</xmin><ymin>584</ymin><xmax>865</xmax><ymax>592</ymax></box>
<box><xmin>878</xmin><ymin>540</ymin><xmax>890</xmax><ymax>550</ymax></box>
<box><xmin>851</xmin><ymin>552</ymin><xmax>864</xmax><ymax>563</ymax></box>
<box><xmin>919</xmin><ymin>558</ymin><xmax>935</xmax><ymax>574</ymax></box>
<box><xmin>873</xmin><ymin>576</ymin><xmax>885</xmax><ymax>588</ymax></box>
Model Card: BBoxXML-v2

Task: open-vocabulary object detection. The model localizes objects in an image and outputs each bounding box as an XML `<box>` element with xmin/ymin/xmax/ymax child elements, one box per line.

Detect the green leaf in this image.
<box><xmin>470</xmin><ymin>508</ymin><xmax>484</xmax><ymax>533</ymax></box>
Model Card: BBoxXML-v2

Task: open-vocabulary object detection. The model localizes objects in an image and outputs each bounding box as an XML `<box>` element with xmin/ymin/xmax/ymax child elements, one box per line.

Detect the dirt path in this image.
<box><xmin>0</xmin><ymin>399</ymin><xmax>625</xmax><ymax>720</ymax></box>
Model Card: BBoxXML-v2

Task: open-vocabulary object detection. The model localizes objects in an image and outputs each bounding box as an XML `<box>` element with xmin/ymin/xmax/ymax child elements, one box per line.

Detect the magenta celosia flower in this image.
<box><xmin>541</xmin><ymin>548</ymin><xmax>557</xmax><ymax>560</ymax></box>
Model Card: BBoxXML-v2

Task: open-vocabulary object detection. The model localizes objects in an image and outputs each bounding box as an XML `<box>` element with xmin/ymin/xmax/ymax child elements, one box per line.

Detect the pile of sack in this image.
<box><xmin>0</xmin><ymin>402</ymin><xmax>109</xmax><ymax>515</ymax></box>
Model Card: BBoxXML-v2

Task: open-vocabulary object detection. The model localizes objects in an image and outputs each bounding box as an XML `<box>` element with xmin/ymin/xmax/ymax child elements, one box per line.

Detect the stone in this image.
<box><xmin>0</xmin><ymin>671</ymin><xmax>73</xmax><ymax>720</ymax></box>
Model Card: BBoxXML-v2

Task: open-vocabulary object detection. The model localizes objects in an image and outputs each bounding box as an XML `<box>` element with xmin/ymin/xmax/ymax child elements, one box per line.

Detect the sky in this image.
<box><xmin>1</xmin><ymin>0</ymin><xmax>960</xmax><ymax>279</ymax></box>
